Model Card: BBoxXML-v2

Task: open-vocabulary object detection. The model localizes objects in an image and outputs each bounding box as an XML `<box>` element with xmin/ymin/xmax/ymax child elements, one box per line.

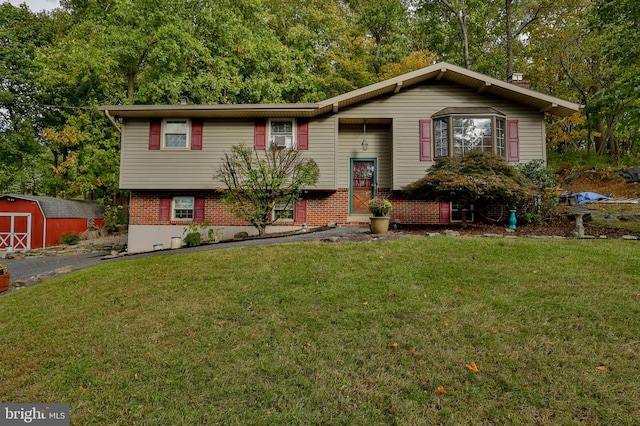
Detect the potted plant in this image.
<box><xmin>0</xmin><ymin>263</ymin><xmax>10</xmax><ymax>293</ymax></box>
<box><xmin>368</xmin><ymin>196</ymin><xmax>393</xmax><ymax>234</ymax></box>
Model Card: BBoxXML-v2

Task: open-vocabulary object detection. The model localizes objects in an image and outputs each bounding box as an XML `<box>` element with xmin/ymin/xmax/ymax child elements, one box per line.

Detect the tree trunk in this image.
<box><xmin>460</xmin><ymin>10</ymin><xmax>470</xmax><ymax>69</ymax></box>
<box><xmin>505</xmin><ymin>0</ymin><xmax>513</xmax><ymax>78</ymax></box>
<box><xmin>440</xmin><ymin>0</ymin><xmax>471</xmax><ymax>69</ymax></box>
<box><xmin>127</xmin><ymin>70</ymin><xmax>135</xmax><ymax>104</ymax></box>
<box><xmin>595</xmin><ymin>120</ymin><xmax>606</xmax><ymax>155</ymax></box>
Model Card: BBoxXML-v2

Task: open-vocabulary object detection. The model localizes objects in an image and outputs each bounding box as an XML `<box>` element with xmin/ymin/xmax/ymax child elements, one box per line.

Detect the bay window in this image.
<box><xmin>433</xmin><ymin>108</ymin><xmax>507</xmax><ymax>159</ymax></box>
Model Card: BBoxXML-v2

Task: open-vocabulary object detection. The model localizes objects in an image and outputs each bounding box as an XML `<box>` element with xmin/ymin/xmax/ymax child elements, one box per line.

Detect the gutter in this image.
<box><xmin>102</xmin><ymin>108</ymin><xmax>121</xmax><ymax>132</ymax></box>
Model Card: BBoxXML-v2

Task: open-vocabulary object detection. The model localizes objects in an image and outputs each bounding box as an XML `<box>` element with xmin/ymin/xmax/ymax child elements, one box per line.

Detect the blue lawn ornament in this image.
<box><xmin>508</xmin><ymin>210</ymin><xmax>517</xmax><ymax>230</ymax></box>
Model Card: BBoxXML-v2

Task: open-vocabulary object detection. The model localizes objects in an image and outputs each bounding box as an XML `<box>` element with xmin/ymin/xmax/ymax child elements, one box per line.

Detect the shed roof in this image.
<box><xmin>0</xmin><ymin>195</ymin><xmax>104</xmax><ymax>219</ymax></box>
<box><xmin>99</xmin><ymin>62</ymin><xmax>581</xmax><ymax>120</ymax></box>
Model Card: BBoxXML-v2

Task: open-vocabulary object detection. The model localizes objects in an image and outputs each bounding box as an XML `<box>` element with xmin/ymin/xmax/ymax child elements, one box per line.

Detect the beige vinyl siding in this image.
<box><xmin>120</xmin><ymin>81</ymin><xmax>546</xmax><ymax>192</ymax></box>
<box><xmin>120</xmin><ymin>118</ymin><xmax>337</xmax><ymax>190</ymax></box>
<box><xmin>337</xmin><ymin>124</ymin><xmax>392</xmax><ymax>189</ymax></box>
<box><xmin>334</xmin><ymin>82</ymin><xmax>545</xmax><ymax>189</ymax></box>
<box><xmin>306</xmin><ymin>116</ymin><xmax>337</xmax><ymax>189</ymax></box>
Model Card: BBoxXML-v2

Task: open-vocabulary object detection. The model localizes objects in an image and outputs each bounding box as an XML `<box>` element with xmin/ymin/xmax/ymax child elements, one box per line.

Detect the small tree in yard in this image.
<box><xmin>217</xmin><ymin>145</ymin><xmax>319</xmax><ymax>236</ymax></box>
<box><xmin>403</xmin><ymin>152</ymin><xmax>537</xmax><ymax>227</ymax></box>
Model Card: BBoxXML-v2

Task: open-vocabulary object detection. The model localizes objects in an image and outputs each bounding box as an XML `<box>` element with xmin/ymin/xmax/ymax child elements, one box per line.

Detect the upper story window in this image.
<box><xmin>164</xmin><ymin>119</ymin><xmax>190</xmax><ymax>149</ymax></box>
<box><xmin>433</xmin><ymin>108</ymin><xmax>506</xmax><ymax>160</ymax></box>
<box><xmin>269</xmin><ymin>119</ymin><xmax>295</xmax><ymax>149</ymax></box>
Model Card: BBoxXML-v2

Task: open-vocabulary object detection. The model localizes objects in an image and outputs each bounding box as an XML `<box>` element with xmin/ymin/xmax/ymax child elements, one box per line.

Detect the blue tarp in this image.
<box><xmin>575</xmin><ymin>192</ymin><xmax>610</xmax><ymax>204</ymax></box>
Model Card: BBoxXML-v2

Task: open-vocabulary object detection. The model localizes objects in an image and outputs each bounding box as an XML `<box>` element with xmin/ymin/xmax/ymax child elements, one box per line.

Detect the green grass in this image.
<box><xmin>1</xmin><ymin>237</ymin><xmax>640</xmax><ymax>425</ymax></box>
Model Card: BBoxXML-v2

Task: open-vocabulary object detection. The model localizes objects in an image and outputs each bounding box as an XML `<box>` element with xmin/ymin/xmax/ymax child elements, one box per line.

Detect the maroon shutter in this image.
<box><xmin>297</xmin><ymin>119</ymin><xmax>309</xmax><ymax>150</ymax></box>
<box><xmin>254</xmin><ymin>119</ymin><xmax>266</xmax><ymax>150</ymax></box>
<box><xmin>194</xmin><ymin>197</ymin><xmax>205</xmax><ymax>222</ymax></box>
<box><xmin>507</xmin><ymin>119</ymin><xmax>520</xmax><ymax>162</ymax></box>
<box><xmin>149</xmin><ymin>119</ymin><xmax>161</xmax><ymax>150</ymax></box>
<box><xmin>439</xmin><ymin>201</ymin><xmax>451</xmax><ymax>224</ymax></box>
<box><xmin>294</xmin><ymin>200</ymin><xmax>307</xmax><ymax>223</ymax></box>
<box><xmin>191</xmin><ymin>119</ymin><xmax>203</xmax><ymax>150</ymax></box>
<box><xmin>159</xmin><ymin>197</ymin><xmax>171</xmax><ymax>221</ymax></box>
<box><xmin>419</xmin><ymin>119</ymin><xmax>432</xmax><ymax>161</ymax></box>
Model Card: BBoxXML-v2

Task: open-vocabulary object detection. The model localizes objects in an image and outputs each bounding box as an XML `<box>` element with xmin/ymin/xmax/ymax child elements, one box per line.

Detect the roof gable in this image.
<box><xmin>100</xmin><ymin>62</ymin><xmax>581</xmax><ymax>119</ymax></box>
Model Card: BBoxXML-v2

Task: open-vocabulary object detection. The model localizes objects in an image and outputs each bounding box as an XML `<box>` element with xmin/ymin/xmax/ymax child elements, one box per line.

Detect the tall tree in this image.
<box><xmin>0</xmin><ymin>4</ymin><xmax>55</xmax><ymax>194</ymax></box>
<box><xmin>504</xmin><ymin>0</ymin><xmax>552</xmax><ymax>78</ymax></box>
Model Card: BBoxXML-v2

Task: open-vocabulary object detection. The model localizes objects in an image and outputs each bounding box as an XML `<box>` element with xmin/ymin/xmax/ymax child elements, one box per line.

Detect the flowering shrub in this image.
<box><xmin>368</xmin><ymin>197</ymin><xmax>393</xmax><ymax>217</ymax></box>
<box><xmin>0</xmin><ymin>264</ymin><xmax>8</xmax><ymax>275</ymax></box>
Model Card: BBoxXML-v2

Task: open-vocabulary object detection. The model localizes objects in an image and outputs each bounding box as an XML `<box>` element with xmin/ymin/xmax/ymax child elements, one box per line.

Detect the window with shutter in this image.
<box><xmin>507</xmin><ymin>120</ymin><xmax>520</xmax><ymax>162</ymax></box>
<box><xmin>438</xmin><ymin>201</ymin><xmax>450</xmax><ymax>224</ymax></box>
<box><xmin>159</xmin><ymin>197</ymin><xmax>171</xmax><ymax>221</ymax></box>
<box><xmin>294</xmin><ymin>200</ymin><xmax>307</xmax><ymax>223</ymax></box>
<box><xmin>163</xmin><ymin>119</ymin><xmax>189</xmax><ymax>148</ymax></box>
<box><xmin>172</xmin><ymin>197</ymin><xmax>194</xmax><ymax>220</ymax></box>
<box><xmin>420</xmin><ymin>119</ymin><xmax>432</xmax><ymax>161</ymax></box>
<box><xmin>254</xmin><ymin>120</ymin><xmax>266</xmax><ymax>150</ymax></box>
<box><xmin>297</xmin><ymin>120</ymin><xmax>309</xmax><ymax>150</ymax></box>
<box><xmin>269</xmin><ymin>119</ymin><xmax>294</xmax><ymax>149</ymax></box>
<box><xmin>191</xmin><ymin>120</ymin><xmax>203</xmax><ymax>150</ymax></box>
<box><xmin>429</xmin><ymin>108</ymin><xmax>509</xmax><ymax>159</ymax></box>
<box><xmin>149</xmin><ymin>119</ymin><xmax>161</xmax><ymax>150</ymax></box>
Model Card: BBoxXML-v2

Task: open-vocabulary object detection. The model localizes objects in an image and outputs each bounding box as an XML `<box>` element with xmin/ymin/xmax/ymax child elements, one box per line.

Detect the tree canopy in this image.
<box><xmin>1</xmin><ymin>0</ymin><xmax>638</xmax><ymax>202</ymax></box>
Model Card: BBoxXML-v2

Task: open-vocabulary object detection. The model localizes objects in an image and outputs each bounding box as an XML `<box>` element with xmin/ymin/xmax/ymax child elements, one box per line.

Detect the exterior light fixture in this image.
<box><xmin>361</xmin><ymin>121</ymin><xmax>368</xmax><ymax>151</ymax></box>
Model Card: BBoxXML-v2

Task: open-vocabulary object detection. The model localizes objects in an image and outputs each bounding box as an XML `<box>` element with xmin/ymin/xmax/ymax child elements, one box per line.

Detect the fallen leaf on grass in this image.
<box><xmin>596</xmin><ymin>365</ymin><xmax>608</xmax><ymax>371</ymax></box>
<box><xmin>390</xmin><ymin>343</ymin><xmax>398</xmax><ymax>349</ymax></box>
<box><xmin>134</xmin><ymin>373</ymin><xmax>139</xmax><ymax>380</ymax></box>
<box><xmin>436</xmin><ymin>386</ymin><xmax>446</xmax><ymax>394</ymax></box>
<box><xmin>466</xmin><ymin>362</ymin><xmax>479</xmax><ymax>373</ymax></box>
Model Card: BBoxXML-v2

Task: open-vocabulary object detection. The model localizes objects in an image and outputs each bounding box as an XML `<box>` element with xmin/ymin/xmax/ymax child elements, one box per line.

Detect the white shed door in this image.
<box><xmin>0</xmin><ymin>213</ymin><xmax>31</xmax><ymax>250</ymax></box>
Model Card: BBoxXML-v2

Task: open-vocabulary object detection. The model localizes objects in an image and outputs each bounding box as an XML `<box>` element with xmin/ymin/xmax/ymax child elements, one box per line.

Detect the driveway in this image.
<box><xmin>2</xmin><ymin>226</ymin><xmax>372</xmax><ymax>287</ymax></box>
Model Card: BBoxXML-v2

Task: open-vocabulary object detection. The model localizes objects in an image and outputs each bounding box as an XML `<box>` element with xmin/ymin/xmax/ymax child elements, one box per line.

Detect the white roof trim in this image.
<box><xmin>100</xmin><ymin>62</ymin><xmax>581</xmax><ymax>119</ymax></box>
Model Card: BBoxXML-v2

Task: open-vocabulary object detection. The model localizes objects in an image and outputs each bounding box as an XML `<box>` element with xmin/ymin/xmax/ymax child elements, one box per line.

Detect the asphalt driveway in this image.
<box><xmin>2</xmin><ymin>226</ymin><xmax>370</xmax><ymax>286</ymax></box>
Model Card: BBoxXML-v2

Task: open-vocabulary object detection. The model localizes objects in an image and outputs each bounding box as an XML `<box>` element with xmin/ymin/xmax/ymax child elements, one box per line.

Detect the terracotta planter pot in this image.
<box><xmin>369</xmin><ymin>217</ymin><xmax>390</xmax><ymax>234</ymax></box>
<box><xmin>0</xmin><ymin>273</ymin><xmax>10</xmax><ymax>293</ymax></box>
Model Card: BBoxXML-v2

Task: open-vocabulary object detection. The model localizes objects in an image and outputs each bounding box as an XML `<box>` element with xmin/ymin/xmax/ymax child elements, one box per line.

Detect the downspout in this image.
<box><xmin>103</xmin><ymin>109</ymin><xmax>122</xmax><ymax>132</ymax></box>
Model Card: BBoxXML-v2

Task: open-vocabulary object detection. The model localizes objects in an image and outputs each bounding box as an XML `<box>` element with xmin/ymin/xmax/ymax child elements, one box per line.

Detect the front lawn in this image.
<box><xmin>1</xmin><ymin>237</ymin><xmax>639</xmax><ymax>424</ymax></box>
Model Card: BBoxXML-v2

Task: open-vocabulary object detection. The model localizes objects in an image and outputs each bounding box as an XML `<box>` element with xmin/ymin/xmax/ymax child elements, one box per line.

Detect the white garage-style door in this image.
<box><xmin>0</xmin><ymin>213</ymin><xmax>31</xmax><ymax>250</ymax></box>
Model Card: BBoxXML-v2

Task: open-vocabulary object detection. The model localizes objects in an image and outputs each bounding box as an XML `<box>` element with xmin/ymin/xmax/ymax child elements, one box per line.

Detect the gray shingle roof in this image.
<box><xmin>1</xmin><ymin>194</ymin><xmax>104</xmax><ymax>218</ymax></box>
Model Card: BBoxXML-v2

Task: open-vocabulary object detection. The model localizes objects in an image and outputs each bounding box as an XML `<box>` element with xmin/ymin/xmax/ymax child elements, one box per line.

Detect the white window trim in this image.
<box><xmin>433</xmin><ymin>114</ymin><xmax>507</xmax><ymax>160</ymax></box>
<box><xmin>267</xmin><ymin>118</ymin><xmax>296</xmax><ymax>149</ymax></box>
<box><xmin>451</xmin><ymin>201</ymin><xmax>474</xmax><ymax>223</ymax></box>
<box><xmin>172</xmin><ymin>196</ymin><xmax>195</xmax><ymax>221</ymax></box>
<box><xmin>162</xmin><ymin>118</ymin><xmax>191</xmax><ymax>149</ymax></box>
<box><xmin>272</xmin><ymin>201</ymin><xmax>294</xmax><ymax>222</ymax></box>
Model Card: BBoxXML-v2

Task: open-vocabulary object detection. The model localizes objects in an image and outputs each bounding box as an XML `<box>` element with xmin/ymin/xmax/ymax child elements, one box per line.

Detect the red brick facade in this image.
<box><xmin>129</xmin><ymin>190</ymin><xmax>506</xmax><ymax>227</ymax></box>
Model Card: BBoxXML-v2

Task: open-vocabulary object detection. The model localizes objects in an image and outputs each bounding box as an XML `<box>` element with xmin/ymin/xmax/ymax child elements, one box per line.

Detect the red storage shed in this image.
<box><xmin>0</xmin><ymin>194</ymin><xmax>104</xmax><ymax>250</ymax></box>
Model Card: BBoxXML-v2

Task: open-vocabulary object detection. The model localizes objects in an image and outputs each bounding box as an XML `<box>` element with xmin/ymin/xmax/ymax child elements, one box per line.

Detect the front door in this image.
<box><xmin>351</xmin><ymin>159</ymin><xmax>376</xmax><ymax>214</ymax></box>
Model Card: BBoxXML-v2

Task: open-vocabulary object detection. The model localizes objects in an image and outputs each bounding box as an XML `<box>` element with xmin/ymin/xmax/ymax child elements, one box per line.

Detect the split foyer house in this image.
<box><xmin>100</xmin><ymin>62</ymin><xmax>581</xmax><ymax>253</ymax></box>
